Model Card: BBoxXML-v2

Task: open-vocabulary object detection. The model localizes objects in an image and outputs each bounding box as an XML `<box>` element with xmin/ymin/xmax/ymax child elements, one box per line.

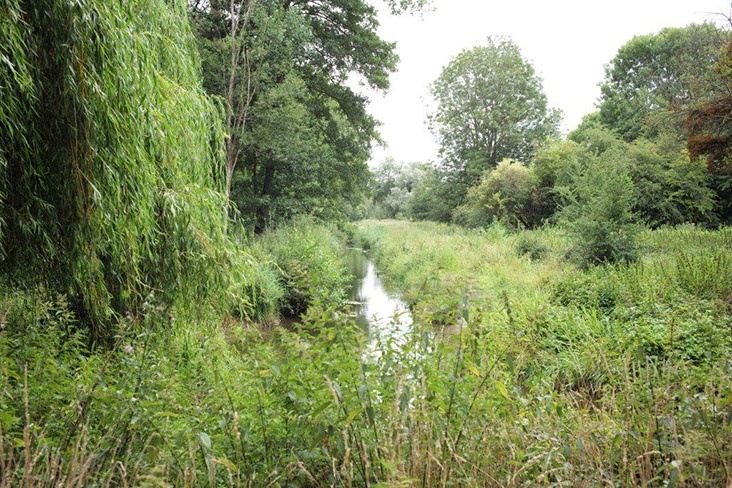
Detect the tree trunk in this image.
<box><xmin>255</xmin><ymin>161</ymin><xmax>276</xmax><ymax>234</ymax></box>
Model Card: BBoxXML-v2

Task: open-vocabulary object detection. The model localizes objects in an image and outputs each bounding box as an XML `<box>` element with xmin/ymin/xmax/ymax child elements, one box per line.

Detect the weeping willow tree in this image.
<box><xmin>0</xmin><ymin>0</ymin><xmax>232</xmax><ymax>341</ymax></box>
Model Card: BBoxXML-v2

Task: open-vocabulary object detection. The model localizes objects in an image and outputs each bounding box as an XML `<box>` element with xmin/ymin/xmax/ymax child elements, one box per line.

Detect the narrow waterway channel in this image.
<box><xmin>344</xmin><ymin>248</ymin><xmax>412</xmax><ymax>350</ymax></box>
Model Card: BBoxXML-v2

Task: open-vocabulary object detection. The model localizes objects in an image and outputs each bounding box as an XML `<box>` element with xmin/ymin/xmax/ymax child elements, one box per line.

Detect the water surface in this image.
<box><xmin>344</xmin><ymin>248</ymin><xmax>412</xmax><ymax>350</ymax></box>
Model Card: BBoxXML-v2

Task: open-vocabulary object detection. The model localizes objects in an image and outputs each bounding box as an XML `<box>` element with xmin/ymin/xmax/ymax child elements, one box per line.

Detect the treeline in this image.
<box><xmin>371</xmin><ymin>24</ymin><xmax>732</xmax><ymax>263</ymax></box>
<box><xmin>188</xmin><ymin>0</ymin><xmax>425</xmax><ymax>232</ymax></box>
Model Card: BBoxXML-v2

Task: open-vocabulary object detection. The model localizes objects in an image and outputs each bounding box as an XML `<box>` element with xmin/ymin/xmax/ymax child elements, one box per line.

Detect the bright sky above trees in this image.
<box><xmin>366</xmin><ymin>0</ymin><xmax>729</xmax><ymax>166</ymax></box>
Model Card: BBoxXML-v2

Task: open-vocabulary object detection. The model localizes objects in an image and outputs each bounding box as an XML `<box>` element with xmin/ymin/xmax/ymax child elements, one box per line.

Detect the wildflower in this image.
<box><xmin>124</xmin><ymin>344</ymin><xmax>133</xmax><ymax>353</ymax></box>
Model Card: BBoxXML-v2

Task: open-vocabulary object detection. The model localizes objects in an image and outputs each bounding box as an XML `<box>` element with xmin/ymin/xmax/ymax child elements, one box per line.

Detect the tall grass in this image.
<box><xmin>351</xmin><ymin>220</ymin><xmax>732</xmax><ymax>485</ymax></box>
<box><xmin>2</xmin><ymin>221</ymin><xmax>731</xmax><ymax>485</ymax></box>
<box><xmin>3</xmin><ymin>286</ymin><xmax>731</xmax><ymax>485</ymax></box>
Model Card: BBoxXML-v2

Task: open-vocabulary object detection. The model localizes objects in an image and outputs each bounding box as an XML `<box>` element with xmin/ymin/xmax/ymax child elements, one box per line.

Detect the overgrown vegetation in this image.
<box><xmin>371</xmin><ymin>23</ymin><xmax>732</xmax><ymax>267</ymax></box>
<box><xmin>5</xmin><ymin>220</ymin><xmax>731</xmax><ymax>485</ymax></box>
<box><xmin>0</xmin><ymin>217</ymin><xmax>355</xmax><ymax>486</ymax></box>
<box><xmin>3</xmin><ymin>0</ymin><xmax>732</xmax><ymax>485</ymax></box>
<box><xmin>354</xmin><ymin>220</ymin><xmax>732</xmax><ymax>485</ymax></box>
<box><xmin>254</xmin><ymin>217</ymin><xmax>350</xmax><ymax>317</ymax></box>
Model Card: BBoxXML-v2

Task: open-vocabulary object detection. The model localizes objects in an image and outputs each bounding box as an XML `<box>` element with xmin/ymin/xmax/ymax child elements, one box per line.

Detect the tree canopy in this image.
<box><xmin>599</xmin><ymin>23</ymin><xmax>730</xmax><ymax>141</ymax></box>
<box><xmin>596</xmin><ymin>22</ymin><xmax>732</xmax><ymax>222</ymax></box>
<box><xmin>189</xmin><ymin>0</ymin><xmax>424</xmax><ymax>231</ymax></box>
<box><xmin>429</xmin><ymin>37</ymin><xmax>560</xmax><ymax>189</ymax></box>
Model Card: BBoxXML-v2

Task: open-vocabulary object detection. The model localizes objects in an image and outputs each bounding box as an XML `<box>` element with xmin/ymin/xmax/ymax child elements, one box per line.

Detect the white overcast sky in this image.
<box><xmin>364</xmin><ymin>0</ymin><xmax>729</xmax><ymax>166</ymax></box>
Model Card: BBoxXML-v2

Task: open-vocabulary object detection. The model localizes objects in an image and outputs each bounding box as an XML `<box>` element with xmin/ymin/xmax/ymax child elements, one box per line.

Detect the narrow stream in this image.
<box><xmin>344</xmin><ymin>248</ymin><xmax>412</xmax><ymax>350</ymax></box>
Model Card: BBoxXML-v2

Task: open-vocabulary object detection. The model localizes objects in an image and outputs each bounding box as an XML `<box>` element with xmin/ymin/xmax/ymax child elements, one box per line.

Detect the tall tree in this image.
<box><xmin>429</xmin><ymin>37</ymin><xmax>560</xmax><ymax>189</ymax></box>
<box><xmin>599</xmin><ymin>23</ymin><xmax>730</xmax><ymax>141</ymax></box>
<box><xmin>684</xmin><ymin>37</ymin><xmax>732</xmax><ymax>222</ymax></box>
<box><xmin>1</xmin><ymin>0</ymin><xmax>231</xmax><ymax>339</ymax></box>
<box><xmin>370</xmin><ymin>159</ymin><xmax>425</xmax><ymax>218</ymax></box>
<box><xmin>190</xmin><ymin>0</ymin><xmax>426</xmax><ymax>231</ymax></box>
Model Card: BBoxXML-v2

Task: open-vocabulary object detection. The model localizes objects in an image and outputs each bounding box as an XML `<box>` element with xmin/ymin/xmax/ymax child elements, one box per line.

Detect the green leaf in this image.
<box><xmin>197</xmin><ymin>432</ymin><xmax>211</xmax><ymax>450</ymax></box>
<box><xmin>494</xmin><ymin>380</ymin><xmax>510</xmax><ymax>400</ymax></box>
<box><xmin>467</xmin><ymin>363</ymin><xmax>481</xmax><ymax>377</ymax></box>
<box><xmin>345</xmin><ymin>408</ymin><xmax>362</xmax><ymax>425</ymax></box>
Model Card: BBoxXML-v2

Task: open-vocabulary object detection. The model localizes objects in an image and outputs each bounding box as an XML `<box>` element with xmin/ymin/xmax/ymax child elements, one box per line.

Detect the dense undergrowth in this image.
<box><xmin>3</xmin><ymin>219</ymin><xmax>731</xmax><ymax>486</ymax></box>
<box><xmin>352</xmin><ymin>220</ymin><xmax>732</xmax><ymax>485</ymax></box>
<box><xmin>4</xmin><ymin>0</ymin><xmax>730</xmax><ymax>485</ymax></box>
<box><xmin>0</xmin><ymin>217</ymin><xmax>355</xmax><ymax>487</ymax></box>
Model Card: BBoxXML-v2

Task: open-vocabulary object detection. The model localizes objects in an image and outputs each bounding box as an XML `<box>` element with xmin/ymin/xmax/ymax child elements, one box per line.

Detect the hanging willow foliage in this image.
<box><xmin>0</xmin><ymin>0</ymin><xmax>232</xmax><ymax>340</ymax></box>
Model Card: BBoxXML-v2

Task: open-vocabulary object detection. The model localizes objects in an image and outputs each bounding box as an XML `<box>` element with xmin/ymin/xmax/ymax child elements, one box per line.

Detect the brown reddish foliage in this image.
<box><xmin>685</xmin><ymin>42</ymin><xmax>732</xmax><ymax>171</ymax></box>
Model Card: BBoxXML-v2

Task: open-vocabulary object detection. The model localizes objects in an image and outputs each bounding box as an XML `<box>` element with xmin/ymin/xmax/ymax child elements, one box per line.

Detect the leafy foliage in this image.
<box><xmin>560</xmin><ymin>152</ymin><xmax>640</xmax><ymax>267</ymax></box>
<box><xmin>406</xmin><ymin>166</ymin><xmax>462</xmax><ymax>222</ymax></box>
<box><xmin>453</xmin><ymin>159</ymin><xmax>540</xmax><ymax>229</ymax></box>
<box><xmin>0</xmin><ymin>0</ymin><xmax>231</xmax><ymax>339</ymax></box>
<box><xmin>571</xmin><ymin>124</ymin><xmax>718</xmax><ymax>228</ymax></box>
<box><xmin>684</xmin><ymin>39</ymin><xmax>732</xmax><ymax>222</ymax></box>
<box><xmin>600</xmin><ymin>23</ymin><xmax>729</xmax><ymax>141</ymax></box>
<box><xmin>429</xmin><ymin>36</ymin><xmax>561</xmax><ymax>188</ymax></box>
<box><xmin>4</xmin><ymin>221</ymin><xmax>732</xmax><ymax>485</ymax></box>
<box><xmin>516</xmin><ymin>235</ymin><xmax>548</xmax><ymax>260</ymax></box>
<box><xmin>626</xmin><ymin>138</ymin><xmax>717</xmax><ymax>227</ymax></box>
<box><xmin>189</xmin><ymin>0</ymin><xmax>411</xmax><ymax>231</ymax></box>
<box><xmin>257</xmin><ymin>217</ymin><xmax>349</xmax><ymax>317</ymax></box>
<box><xmin>369</xmin><ymin>158</ymin><xmax>426</xmax><ymax>218</ymax></box>
<box><xmin>530</xmin><ymin>140</ymin><xmax>586</xmax><ymax>222</ymax></box>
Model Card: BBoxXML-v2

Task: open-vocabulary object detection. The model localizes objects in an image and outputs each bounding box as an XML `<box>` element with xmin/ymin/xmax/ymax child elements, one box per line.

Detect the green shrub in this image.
<box><xmin>671</xmin><ymin>250</ymin><xmax>732</xmax><ymax>301</ymax></box>
<box><xmin>553</xmin><ymin>270</ymin><xmax>620</xmax><ymax>313</ymax></box>
<box><xmin>516</xmin><ymin>235</ymin><xmax>548</xmax><ymax>260</ymax></box>
<box><xmin>229</xmin><ymin>251</ymin><xmax>284</xmax><ymax>323</ymax></box>
<box><xmin>406</xmin><ymin>167</ymin><xmax>461</xmax><ymax>222</ymax></box>
<box><xmin>453</xmin><ymin>159</ymin><xmax>540</xmax><ymax>229</ymax></box>
<box><xmin>561</xmin><ymin>152</ymin><xmax>641</xmax><ymax>267</ymax></box>
<box><xmin>626</xmin><ymin>139</ymin><xmax>717</xmax><ymax>227</ymax></box>
<box><xmin>258</xmin><ymin>216</ymin><xmax>349</xmax><ymax>316</ymax></box>
<box><xmin>530</xmin><ymin>140</ymin><xmax>586</xmax><ymax>222</ymax></box>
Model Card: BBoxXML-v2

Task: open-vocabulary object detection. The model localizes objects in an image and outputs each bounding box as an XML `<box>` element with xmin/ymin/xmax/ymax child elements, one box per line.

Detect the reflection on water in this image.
<box><xmin>345</xmin><ymin>248</ymin><xmax>412</xmax><ymax>349</ymax></box>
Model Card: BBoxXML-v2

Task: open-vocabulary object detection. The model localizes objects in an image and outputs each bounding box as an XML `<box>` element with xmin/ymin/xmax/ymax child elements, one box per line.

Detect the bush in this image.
<box><xmin>516</xmin><ymin>235</ymin><xmax>548</xmax><ymax>260</ymax></box>
<box><xmin>0</xmin><ymin>290</ymin><xmax>85</xmax><ymax>437</ymax></box>
<box><xmin>407</xmin><ymin>167</ymin><xmax>462</xmax><ymax>222</ymax></box>
<box><xmin>553</xmin><ymin>270</ymin><xmax>620</xmax><ymax>313</ymax></box>
<box><xmin>571</xmin><ymin>124</ymin><xmax>718</xmax><ymax>228</ymax></box>
<box><xmin>530</xmin><ymin>140</ymin><xmax>586</xmax><ymax>223</ymax></box>
<box><xmin>257</xmin><ymin>216</ymin><xmax>349</xmax><ymax>317</ymax></box>
<box><xmin>229</xmin><ymin>251</ymin><xmax>284</xmax><ymax>323</ymax></box>
<box><xmin>626</xmin><ymin>139</ymin><xmax>717</xmax><ymax>227</ymax></box>
<box><xmin>453</xmin><ymin>159</ymin><xmax>540</xmax><ymax>229</ymax></box>
<box><xmin>561</xmin><ymin>151</ymin><xmax>641</xmax><ymax>267</ymax></box>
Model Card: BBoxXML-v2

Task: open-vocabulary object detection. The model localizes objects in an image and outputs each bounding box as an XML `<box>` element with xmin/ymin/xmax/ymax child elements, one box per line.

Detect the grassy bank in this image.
<box><xmin>0</xmin><ymin>218</ymin><xmax>358</xmax><ymax>486</ymax></box>
<box><xmin>354</xmin><ymin>219</ymin><xmax>732</xmax><ymax>485</ymax></box>
<box><xmin>2</xmin><ymin>219</ymin><xmax>732</xmax><ymax>486</ymax></box>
